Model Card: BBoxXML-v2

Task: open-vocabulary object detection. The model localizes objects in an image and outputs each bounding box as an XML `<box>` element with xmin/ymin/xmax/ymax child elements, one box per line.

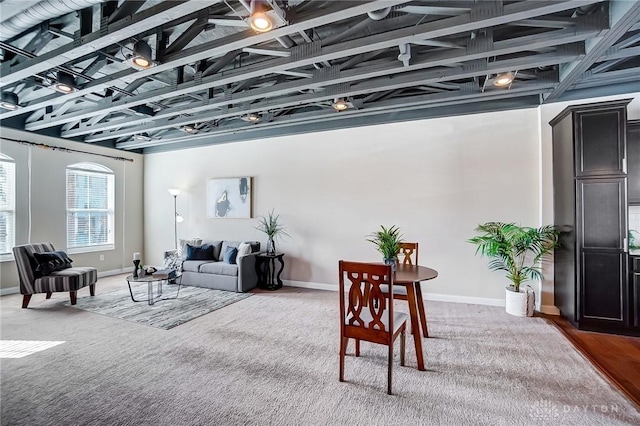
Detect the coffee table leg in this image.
<box><xmin>405</xmin><ymin>283</ymin><xmax>425</xmax><ymax>371</ymax></box>
<box><xmin>148</xmin><ymin>281</ymin><xmax>154</xmax><ymax>305</ymax></box>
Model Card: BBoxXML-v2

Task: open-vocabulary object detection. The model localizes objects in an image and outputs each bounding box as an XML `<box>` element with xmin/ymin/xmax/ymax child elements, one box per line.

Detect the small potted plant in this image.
<box><xmin>367</xmin><ymin>225</ymin><xmax>403</xmax><ymax>271</ymax></box>
<box><xmin>255</xmin><ymin>209</ymin><xmax>290</xmax><ymax>255</ymax></box>
<box><xmin>468</xmin><ymin>222</ymin><xmax>559</xmax><ymax>316</ymax></box>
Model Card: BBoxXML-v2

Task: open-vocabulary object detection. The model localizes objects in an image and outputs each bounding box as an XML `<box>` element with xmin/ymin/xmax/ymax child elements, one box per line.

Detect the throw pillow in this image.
<box><xmin>223</xmin><ymin>246</ymin><xmax>238</xmax><ymax>264</ymax></box>
<box><xmin>237</xmin><ymin>242</ymin><xmax>252</xmax><ymax>258</ymax></box>
<box><xmin>179</xmin><ymin>238</ymin><xmax>202</xmax><ymax>258</ymax></box>
<box><xmin>162</xmin><ymin>250</ymin><xmax>182</xmax><ymax>272</ymax></box>
<box><xmin>185</xmin><ymin>243</ymin><xmax>214</xmax><ymax>261</ymax></box>
<box><xmin>33</xmin><ymin>251</ymin><xmax>73</xmax><ymax>276</ymax></box>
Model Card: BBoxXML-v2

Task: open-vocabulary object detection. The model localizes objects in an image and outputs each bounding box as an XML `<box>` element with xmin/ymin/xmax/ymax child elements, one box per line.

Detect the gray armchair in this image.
<box><xmin>13</xmin><ymin>242</ymin><xmax>98</xmax><ymax>308</ymax></box>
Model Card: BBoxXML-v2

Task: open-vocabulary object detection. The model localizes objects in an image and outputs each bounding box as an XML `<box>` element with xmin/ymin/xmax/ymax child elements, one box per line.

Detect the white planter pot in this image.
<box><xmin>505</xmin><ymin>286</ymin><xmax>535</xmax><ymax>317</ymax></box>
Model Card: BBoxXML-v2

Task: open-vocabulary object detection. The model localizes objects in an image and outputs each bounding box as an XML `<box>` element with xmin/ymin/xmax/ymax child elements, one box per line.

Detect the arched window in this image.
<box><xmin>66</xmin><ymin>162</ymin><xmax>115</xmax><ymax>252</ymax></box>
<box><xmin>0</xmin><ymin>153</ymin><xmax>15</xmax><ymax>255</ymax></box>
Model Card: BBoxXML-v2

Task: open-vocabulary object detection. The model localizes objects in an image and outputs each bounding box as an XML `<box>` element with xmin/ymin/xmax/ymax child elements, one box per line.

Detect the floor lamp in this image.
<box><xmin>168</xmin><ymin>189</ymin><xmax>184</xmax><ymax>250</ymax></box>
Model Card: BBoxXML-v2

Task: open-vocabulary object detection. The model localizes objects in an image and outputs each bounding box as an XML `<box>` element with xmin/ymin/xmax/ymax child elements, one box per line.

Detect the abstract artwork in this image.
<box><xmin>207</xmin><ymin>177</ymin><xmax>252</xmax><ymax>218</ymax></box>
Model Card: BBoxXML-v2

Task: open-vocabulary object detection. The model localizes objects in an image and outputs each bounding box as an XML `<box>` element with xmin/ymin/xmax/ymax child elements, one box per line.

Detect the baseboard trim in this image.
<box><xmin>284</xmin><ymin>280</ymin><xmax>506</xmax><ymax>308</ymax></box>
<box><xmin>540</xmin><ymin>304</ymin><xmax>560</xmax><ymax>315</ymax></box>
<box><xmin>0</xmin><ymin>268</ymin><xmax>133</xmax><ymax>296</ymax></box>
<box><xmin>0</xmin><ymin>286</ymin><xmax>19</xmax><ymax>296</ymax></box>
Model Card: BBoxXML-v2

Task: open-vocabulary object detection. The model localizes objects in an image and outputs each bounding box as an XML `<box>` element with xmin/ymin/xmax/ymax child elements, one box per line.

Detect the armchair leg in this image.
<box><xmin>89</xmin><ymin>284</ymin><xmax>95</xmax><ymax>296</ymax></box>
<box><xmin>22</xmin><ymin>295</ymin><xmax>32</xmax><ymax>309</ymax></box>
<box><xmin>69</xmin><ymin>291</ymin><xmax>77</xmax><ymax>305</ymax></box>
<box><xmin>46</xmin><ymin>292</ymin><xmax>52</xmax><ymax>299</ymax></box>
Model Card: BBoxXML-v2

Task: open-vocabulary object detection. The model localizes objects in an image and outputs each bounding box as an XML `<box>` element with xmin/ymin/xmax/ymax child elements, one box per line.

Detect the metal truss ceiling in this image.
<box><xmin>0</xmin><ymin>0</ymin><xmax>639</xmax><ymax>153</ymax></box>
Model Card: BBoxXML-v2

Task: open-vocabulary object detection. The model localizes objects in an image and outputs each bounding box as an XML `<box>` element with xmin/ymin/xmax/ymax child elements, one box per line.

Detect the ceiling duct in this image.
<box><xmin>367</xmin><ymin>7</ymin><xmax>391</xmax><ymax>21</ymax></box>
<box><xmin>0</xmin><ymin>0</ymin><xmax>105</xmax><ymax>41</ymax></box>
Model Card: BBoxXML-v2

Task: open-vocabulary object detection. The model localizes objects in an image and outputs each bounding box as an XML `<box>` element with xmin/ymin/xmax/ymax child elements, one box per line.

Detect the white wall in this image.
<box><xmin>0</xmin><ymin>128</ymin><xmax>144</xmax><ymax>291</ymax></box>
<box><xmin>144</xmin><ymin>107</ymin><xmax>542</xmax><ymax>306</ymax></box>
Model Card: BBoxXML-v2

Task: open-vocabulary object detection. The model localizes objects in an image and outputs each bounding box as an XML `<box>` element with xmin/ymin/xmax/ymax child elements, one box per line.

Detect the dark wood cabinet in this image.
<box><xmin>628</xmin><ymin>120</ymin><xmax>640</xmax><ymax>204</ymax></box>
<box><xmin>551</xmin><ymin>99</ymin><xmax>637</xmax><ymax>335</ymax></box>
<box><xmin>632</xmin><ymin>256</ymin><xmax>640</xmax><ymax>327</ymax></box>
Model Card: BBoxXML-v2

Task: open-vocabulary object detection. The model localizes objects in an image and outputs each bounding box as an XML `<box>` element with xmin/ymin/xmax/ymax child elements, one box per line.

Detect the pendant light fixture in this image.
<box><xmin>249</xmin><ymin>0</ymin><xmax>274</xmax><ymax>32</ymax></box>
<box><xmin>129</xmin><ymin>40</ymin><xmax>155</xmax><ymax>70</ymax></box>
<box><xmin>0</xmin><ymin>91</ymin><xmax>20</xmax><ymax>110</ymax></box>
<box><xmin>332</xmin><ymin>98</ymin><xmax>349</xmax><ymax>112</ymax></box>
<box><xmin>54</xmin><ymin>71</ymin><xmax>76</xmax><ymax>93</ymax></box>
<box><xmin>493</xmin><ymin>72</ymin><xmax>515</xmax><ymax>88</ymax></box>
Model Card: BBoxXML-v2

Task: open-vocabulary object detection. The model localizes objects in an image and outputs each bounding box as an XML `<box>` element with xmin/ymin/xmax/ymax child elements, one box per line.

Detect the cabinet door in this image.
<box><xmin>575</xmin><ymin>108</ymin><xmax>626</xmax><ymax>177</ymax></box>
<box><xmin>628</xmin><ymin>121</ymin><xmax>640</xmax><ymax>204</ymax></box>
<box><xmin>634</xmin><ymin>273</ymin><xmax>640</xmax><ymax>327</ymax></box>
<box><xmin>576</xmin><ymin>178</ymin><xmax>628</xmax><ymax>325</ymax></box>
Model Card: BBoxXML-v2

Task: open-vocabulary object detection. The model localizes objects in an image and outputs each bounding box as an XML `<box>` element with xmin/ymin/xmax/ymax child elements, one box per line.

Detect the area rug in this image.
<box><xmin>61</xmin><ymin>284</ymin><xmax>252</xmax><ymax>329</ymax></box>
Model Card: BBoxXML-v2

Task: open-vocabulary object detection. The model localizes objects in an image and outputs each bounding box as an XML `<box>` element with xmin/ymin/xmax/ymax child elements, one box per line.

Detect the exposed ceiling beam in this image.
<box><xmin>79</xmin><ymin>49</ymin><xmax>576</xmax><ymax>142</ymax></box>
<box><xmin>60</xmin><ymin>25</ymin><xmax>599</xmax><ymax>138</ymax></box>
<box><xmin>0</xmin><ymin>1</ymin><xmax>216</xmax><ymax>89</ymax></box>
<box><xmin>544</xmin><ymin>0</ymin><xmax>640</xmax><ymax>101</ymax></box>
<box><xmin>24</xmin><ymin>0</ymin><xmax>598</xmax><ymax>131</ymax></box>
<box><xmin>0</xmin><ymin>0</ymin><xmax>411</xmax><ymax>121</ymax></box>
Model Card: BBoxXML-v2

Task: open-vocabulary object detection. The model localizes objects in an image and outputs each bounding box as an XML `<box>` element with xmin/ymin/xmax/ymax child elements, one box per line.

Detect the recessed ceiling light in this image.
<box><xmin>249</xmin><ymin>0</ymin><xmax>274</xmax><ymax>32</ymax></box>
<box><xmin>182</xmin><ymin>124</ymin><xmax>196</xmax><ymax>133</ymax></box>
<box><xmin>129</xmin><ymin>40</ymin><xmax>155</xmax><ymax>70</ymax></box>
<box><xmin>493</xmin><ymin>72</ymin><xmax>514</xmax><ymax>88</ymax></box>
<box><xmin>54</xmin><ymin>72</ymin><xmax>76</xmax><ymax>94</ymax></box>
<box><xmin>0</xmin><ymin>92</ymin><xmax>20</xmax><ymax>110</ymax></box>
<box><xmin>332</xmin><ymin>98</ymin><xmax>348</xmax><ymax>112</ymax></box>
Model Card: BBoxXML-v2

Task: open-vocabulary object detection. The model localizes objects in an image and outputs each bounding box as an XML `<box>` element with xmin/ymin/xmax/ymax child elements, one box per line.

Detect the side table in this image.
<box><xmin>255</xmin><ymin>253</ymin><xmax>285</xmax><ymax>290</ymax></box>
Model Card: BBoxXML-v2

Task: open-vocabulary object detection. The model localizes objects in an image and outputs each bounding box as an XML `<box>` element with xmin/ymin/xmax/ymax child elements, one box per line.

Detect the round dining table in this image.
<box><xmin>393</xmin><ymin>264</ymin><xmax>438</xmax><ymax>371</ymax></box>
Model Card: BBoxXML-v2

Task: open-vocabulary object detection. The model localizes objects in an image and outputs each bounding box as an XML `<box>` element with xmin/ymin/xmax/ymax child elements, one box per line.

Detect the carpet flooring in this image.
<box><xmin>61</xmin><ymin>284</ymin><xmax>252</xmax><ymax>329</ymax></box>
<box><xmin>1</xmin><ymin>275</ymin><xmax>639</xmax><ymax>425</ymax></box>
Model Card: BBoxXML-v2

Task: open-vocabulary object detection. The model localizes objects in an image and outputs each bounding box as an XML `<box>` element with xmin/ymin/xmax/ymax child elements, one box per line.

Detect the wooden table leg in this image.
<box><xmin>404</xmin><ymin>283</ymin><xmax>425</xmax><ymax>371</ymax></box>
<box><xmin>415</xmin><ymin>282</ymin><xmax>429</xmax><ymax>338</ymax></box>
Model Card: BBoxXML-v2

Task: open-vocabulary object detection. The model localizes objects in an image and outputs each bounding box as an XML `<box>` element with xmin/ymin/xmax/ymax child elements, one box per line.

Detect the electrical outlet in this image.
<box><xmin>99</xmin><ymin>255</ymin><xmax>104</xmax><ymax>261</ymax></box>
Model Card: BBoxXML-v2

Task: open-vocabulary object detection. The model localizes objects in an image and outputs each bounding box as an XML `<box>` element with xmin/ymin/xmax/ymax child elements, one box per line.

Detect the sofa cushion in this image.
<box><xmin>33</xmin><ymin>251</ymin><xmax>73</xmax><ymax>276</ymax></box>
<box><xmin>182</xmin><ymin>260</ymin><xmax>214</xmax><ymax>273</ymax></box>
<box><xmin>223</xmin><ymin>246</ymin><xmax>238</xmax><ymax>264</ymax></box>
<box><xmin>237</xmin><ymin>242</ymin><xmax>252</xmax><ymax>258</ymax></box>
<box><xmin>199</xmin><ymin>262</ymin><xmax>239</xmax><ymax>277</ymax></box>
<box><xmin>185</xmin><ymin>244</ymin><xmax>215</xmax><ymax>261</ymax></box>
<box><xmin>201</xmin><ymin>240</ymin><xmax>223</xmax><ymax>260</ymax></box>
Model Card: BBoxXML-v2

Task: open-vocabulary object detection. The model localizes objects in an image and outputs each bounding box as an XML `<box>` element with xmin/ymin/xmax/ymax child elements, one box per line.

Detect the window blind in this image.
<box><xmin>0</xmin><ymin>158</ymin><xmax>15</xmax><ymax>255</ymax></box>
<box><xmin>66</xmin><ymin>164</ymin><xmax>114</xmax><ymax>250</ymax></box>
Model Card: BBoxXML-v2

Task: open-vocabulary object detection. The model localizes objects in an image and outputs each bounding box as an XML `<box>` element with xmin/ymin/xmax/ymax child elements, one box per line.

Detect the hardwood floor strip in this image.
<box><xmin>543</xmin><ymin>314</ymin><xmax>640</xmax><ymax>409</ymax></box>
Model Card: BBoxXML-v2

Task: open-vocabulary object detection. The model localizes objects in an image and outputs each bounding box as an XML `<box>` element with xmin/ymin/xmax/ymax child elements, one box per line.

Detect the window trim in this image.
<box><xmin>0</xmin><ymin>153</ymin><xmax>16</xmax><ymax>257</ymax></box>
<box><xmin>66</xmin><ymin>162</ymin><xmax>115</xmax><ymax>252</ymax></box>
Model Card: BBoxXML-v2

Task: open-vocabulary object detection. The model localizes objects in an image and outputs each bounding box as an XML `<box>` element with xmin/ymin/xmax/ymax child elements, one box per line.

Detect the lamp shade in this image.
<box><xmin>168</xmin><ymin>188</ymin><xmax>181</xmax><ymax>196</ymax></box>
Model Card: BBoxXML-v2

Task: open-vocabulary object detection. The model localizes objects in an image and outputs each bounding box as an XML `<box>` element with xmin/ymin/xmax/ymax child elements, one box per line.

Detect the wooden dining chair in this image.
<box><xmin>338</xmin><ymin>260</ymin><xmax>407</xmax><ymax>395</ymax></box>
<box><xmin>384</xmin><ymin>242</ymin><xmax>429</xmax><ymax>337</ymax></box>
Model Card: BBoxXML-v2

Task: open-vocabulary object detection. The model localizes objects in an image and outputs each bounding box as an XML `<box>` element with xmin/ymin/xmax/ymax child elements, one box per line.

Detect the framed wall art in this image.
<box><xmin>206</xmin><ymin>177</ymin><xmax>252</xmax><ymax>218</ymax></box>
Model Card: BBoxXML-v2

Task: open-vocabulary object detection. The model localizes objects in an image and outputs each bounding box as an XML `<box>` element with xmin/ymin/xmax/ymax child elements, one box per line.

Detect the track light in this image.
<box><xmin>54</xmin><ymin>71</ymin><xmax>76</xmax><ymax>94</ymax></box>
<box><xmin>132</xmin><ymin>133</ymin><xmax>151</xmax><ymax>141</ymax></box>
<box><xmin>332</xmin><ymin>98</ymin><xmax>348</xmax><ymax>112</ymax></box>
<box><xmin>493</xmin><ymin>72</ymin><xmax>514</xmax><ymax>88</ymax></box>
<box><xmin>129</xmin><ymin>40</ymin><xmax>155</xmax><ymax>70</ymax></box>
<box><xmin>0</xmin><ymin>91</ymin><xmax>20</xmax><ymax>110</ymax></box>
<box><xmin>241</xmin><ymin>113</ymin><xmax>261</xmax><ymax>123</ymax></box>
<box><xmin>249</xmin><ymin>0</ymin><xmax>274</xmax><ymax>32</ymax></box>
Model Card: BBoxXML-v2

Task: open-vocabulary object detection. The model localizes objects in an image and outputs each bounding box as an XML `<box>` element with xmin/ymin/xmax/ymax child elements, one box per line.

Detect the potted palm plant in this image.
<box><xmin>468</xmin><ymin>222</ymin><xmax>559</xmax><ymax>317</ymax></box>
<box><xmin>255</xmin><ymin>209</ymin><xmax>290</xmax><ymax>255</ymax></box>
<box><xmin>367</xmin><ymin>225</ymin><xmax>403</xmax><ymax>271</ymax></box>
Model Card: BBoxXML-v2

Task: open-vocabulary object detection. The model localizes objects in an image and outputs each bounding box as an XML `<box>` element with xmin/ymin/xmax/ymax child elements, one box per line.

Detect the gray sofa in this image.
<box><xmin>165</xmin><ymin>240</ymin><xmax>261</xmax><ymax>292</ymax></box>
